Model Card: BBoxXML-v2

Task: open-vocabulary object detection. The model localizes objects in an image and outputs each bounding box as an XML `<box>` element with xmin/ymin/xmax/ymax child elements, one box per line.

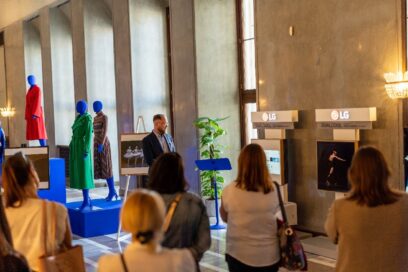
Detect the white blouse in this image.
<box><xmin>222</xmin><ymin>182</ymin><xmax>281</xmax><ymax>267</ymax></box>
<box><xmin>5</xmin><ymin>198</ymin><xmax>68</xmax><ymax>271</ymax></box>
<box><xmin>98</xmin><ymin>243</ymin><xmax>196</xmax><ymax>272</ymax></box>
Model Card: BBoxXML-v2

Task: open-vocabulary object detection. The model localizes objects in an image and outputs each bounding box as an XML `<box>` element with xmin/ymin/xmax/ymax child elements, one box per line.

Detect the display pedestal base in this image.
<box><xmin>67</xmin><ymin>199</ymin><xmax>122</xmax><ymax>237</ymax></box>
<box><xmin>210</xmin><ymin>224</ymin><xmax>226</xmax><ymax>230</ymax></box>
<box><xmin>38</xmin><ymin>158</ymin><xmax>66</xmax><ymax>204</ymax></box>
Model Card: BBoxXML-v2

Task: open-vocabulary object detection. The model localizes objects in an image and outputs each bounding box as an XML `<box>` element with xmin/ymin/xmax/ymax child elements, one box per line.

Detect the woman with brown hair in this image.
<box><xmin>147</xmin><ymin>152</ymin><xmax>210</xmax><ymax>263</ymax></box>
<box><xmin>3</xmin><ymin>152</ymin><xmax>72</xmax><ymax>271</ymax></box>
<box><xmin>325</xmin><ymin>146</ymin><xmax>408</xmax><ymax>272</ymax></box>
<box><xmin>220</xmin><ymin>143</ymin><xmax>280</xmax><ymax>272</ymax></box>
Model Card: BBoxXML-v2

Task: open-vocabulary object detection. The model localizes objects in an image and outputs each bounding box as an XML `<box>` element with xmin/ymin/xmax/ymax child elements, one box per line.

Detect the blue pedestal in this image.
<box><xmin>38</xmin><ymin>158</ymin><xmax>66</xmax><ymax>204</ymax></box>
<box><xmin>67</xmin><ymin>199</ymin><xmax>122</xmax><ymax>238</ymax></box>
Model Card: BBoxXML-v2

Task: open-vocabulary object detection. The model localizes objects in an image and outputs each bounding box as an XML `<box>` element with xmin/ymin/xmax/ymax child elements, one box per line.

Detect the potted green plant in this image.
<box><xmin>193</xmin><ymin>116</ymin><xmax>228</xmax><ymax>216</ymax></box>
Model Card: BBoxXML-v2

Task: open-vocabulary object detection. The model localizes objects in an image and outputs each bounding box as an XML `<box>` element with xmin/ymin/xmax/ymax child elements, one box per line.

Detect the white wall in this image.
<box><xmin>0</xmin><ymin>0</ymin><xmax>57</xmax><ymax>30</ymax></box>
<box><xmin>130</xmin><ymin>0</ymin><xmax>170</xmax><ymax>132</ymax></box>
<box><xmin>84</xmin><ymin>0</ymin><xmax>119</xmax><ymax>180</ymax></box>
<box><xmin>195</xmin><ymin>0</ymin><xmax>240</xmax><ymax>185</ymax></box>
<box><xmin>50</xmin><ymin>5</ymin><xmax>75</xmax><ymax>146</ymax></box>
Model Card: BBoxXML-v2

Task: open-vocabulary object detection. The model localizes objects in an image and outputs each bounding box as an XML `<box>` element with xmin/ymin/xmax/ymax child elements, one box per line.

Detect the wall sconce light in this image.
<box><xmin>0</xmin><ymin>107</ymin><xmax>16</xmax><ymax>117</ymax></box>
<box><xmin>384</xmin><ymin>72</ymin><xmax>408</xmax><ymax>99</ymax></box>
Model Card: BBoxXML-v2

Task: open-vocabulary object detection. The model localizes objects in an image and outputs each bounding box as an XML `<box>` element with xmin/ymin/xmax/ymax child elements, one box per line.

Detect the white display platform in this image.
<box><xmin>302</xmin><ymin>236</ymin><xmax>337</xmax><ymax>259</ymax></box>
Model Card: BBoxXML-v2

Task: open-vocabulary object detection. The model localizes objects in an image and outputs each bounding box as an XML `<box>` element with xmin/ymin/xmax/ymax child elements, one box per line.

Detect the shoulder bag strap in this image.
<box><xmin>120</xmin><ymin>253</ymin><xmax>129</xmax><ymax>272</ymax></box>
<box><xmin>273</xmin><ymin>182</ymin><xmax>289</xmax><ymax>226</ymax></box>
<box><xmin>42</xmin><ymin>200</ymin><xmax>48</xmax><ymax>256</ymax></box>
<box><xmin>49</xmin><ymin>202</ymin><xmax>57</xmax><ymax>256</ymax></box>
<box><xmin>162</xmin><ymin>193</ymin><xmax>182</xmax><ymax>233</ymax></box>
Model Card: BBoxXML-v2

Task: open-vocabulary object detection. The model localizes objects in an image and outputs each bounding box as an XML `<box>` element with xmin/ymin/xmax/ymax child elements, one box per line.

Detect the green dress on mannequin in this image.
<box><xmin>69</xmin><ymin>111</ymin><xmax>94</xmax><ymax>190</ymax></box>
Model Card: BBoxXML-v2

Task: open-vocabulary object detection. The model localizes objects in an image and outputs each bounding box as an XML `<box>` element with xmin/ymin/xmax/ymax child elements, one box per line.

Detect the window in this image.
<box><xmin>242</xmin><ymin>0</ymin><xmax>256</xmax><ymax>90</ymax></box>
<box><xmin>244</xmin><ymin>102</ymin><xmax>258</xmax><ymax>144</ymax></box>
<box><xmin>238</xmin><ymin>0</ymin><xmax>257</xmax><ymax>146</ymax></box>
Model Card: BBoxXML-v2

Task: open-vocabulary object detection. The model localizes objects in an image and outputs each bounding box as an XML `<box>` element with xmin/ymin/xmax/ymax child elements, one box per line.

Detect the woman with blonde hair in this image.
<box><xmin>220</xmin><ymin>143</ymin><xmax>281</xmax><ymax>272</ymax></box>
<box><xmin>325</xmin><ymin>146</ymin><xmax>408</xmax><ymax>272</ymax></box>
<box><xmin>98</xmin><ymin>189</ymin><xmax>196</xmax><ymax>272</ymax></box>
<box><xmin>3</xmin><ymin>152</ymin><xmax>72</xmax><ymax>271</ymax></box>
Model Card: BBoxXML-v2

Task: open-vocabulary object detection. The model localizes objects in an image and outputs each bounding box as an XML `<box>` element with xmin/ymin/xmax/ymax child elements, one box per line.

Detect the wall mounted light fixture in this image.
<box><xmin>384</xmin><ymin>72</ymin><xmax>408</xmax><ymax>99</ymax></box>
<box><xmin>0</xmin><ymin>106</ymin><xmax>15</xmax><ymax>117</ymax></box>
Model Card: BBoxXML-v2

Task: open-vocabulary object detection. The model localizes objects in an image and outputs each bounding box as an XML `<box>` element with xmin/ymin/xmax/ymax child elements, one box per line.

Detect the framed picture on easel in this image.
<box><xmin>119</xmin><ymin>133</ymin><xmax>149</xmax><ymax>175</ymax></box>
<box><xmin>5</xmin><ymin>146</ymin><xmax>50</xmax><ymax>189</ymax></box>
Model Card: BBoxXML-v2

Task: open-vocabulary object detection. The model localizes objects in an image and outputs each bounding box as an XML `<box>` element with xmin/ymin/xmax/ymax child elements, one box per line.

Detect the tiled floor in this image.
<box><xmin>67</xmin><ymin>187</ymin><xmax>335</xmax><ymax>272</ymax></box>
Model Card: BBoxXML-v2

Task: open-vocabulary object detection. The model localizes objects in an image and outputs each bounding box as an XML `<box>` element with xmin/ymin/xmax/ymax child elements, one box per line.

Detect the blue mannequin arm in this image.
<box><xmin>97</xmin><ymin>144</ymin><xmax>104</xmax><ymax>153</ymax></box>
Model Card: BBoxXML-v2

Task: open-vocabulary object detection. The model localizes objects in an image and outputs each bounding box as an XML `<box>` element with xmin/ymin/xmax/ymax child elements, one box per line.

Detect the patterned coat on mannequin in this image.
<box><xmin>69</xmin><ymin>112</ymin><xmax>94</xmax><ymax>189</ymax></box>
<box><xmin>25</xmin><ymin>85</ymin><xmax>47</xmax><ymax>140</ymax></box>
<box><xmin>93</xmin><ymin>111</ymin><xmax>113</xmax><ymax>179</ymax></box>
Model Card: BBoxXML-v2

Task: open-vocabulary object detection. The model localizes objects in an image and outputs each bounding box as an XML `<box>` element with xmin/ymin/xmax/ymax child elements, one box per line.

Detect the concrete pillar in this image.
<box><xmin>71</xmin><ymin>0</ymin><xmax>87</xmax><ymax>101</ymax></box>
<box><xmin>39</xmin><ymin>7</ymin><xmax>56</xmax><ymax>156</ymax></box>
<box><xmin>170</xmin><ymin>0</ymin><xmax>199</xmax><ymax>193</ymax></box>
<box><xmin>4</xmin><ymin>21</ymin><xmax>26</xmax><ymax>147</ymax></box>
<box><xmin>112</xmin><ymin>0</ymin><xmax>133</xmax><ymax>134</ymax></box>
<box><xmin>112</xmin><ymin>0</ymin><xmax>135</xmax><ymax>192</ymax></box>
<box><xmin>0</xmin><ymin>46</ymin><xmax>8</xmax><ymax>136</ymax></box>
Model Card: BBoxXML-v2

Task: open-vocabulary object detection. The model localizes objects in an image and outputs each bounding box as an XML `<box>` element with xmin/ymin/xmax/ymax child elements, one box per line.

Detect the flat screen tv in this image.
<box><xmin>252</xmin><ymin>139</ymin><xmax>287</xmax><ymax>185</ymax></box>
<box><xmin>317</xmin><ymin>141</ymin><xmax>358</xmax><ymax>192</ymax></box>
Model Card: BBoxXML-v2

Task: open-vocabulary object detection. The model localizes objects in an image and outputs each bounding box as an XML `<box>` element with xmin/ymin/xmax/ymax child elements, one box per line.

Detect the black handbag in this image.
<box><xmin>274</xmin><ymin>182</ymin><xmax>307</xmax><ymax>271</ymax></box>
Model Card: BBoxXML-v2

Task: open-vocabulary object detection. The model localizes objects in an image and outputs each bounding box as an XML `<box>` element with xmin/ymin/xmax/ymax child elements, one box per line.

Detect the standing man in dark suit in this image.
<box><xmin>142</xmin><ymin>114</ymin><xmax>176</xmax><ymax>168</ymax></box>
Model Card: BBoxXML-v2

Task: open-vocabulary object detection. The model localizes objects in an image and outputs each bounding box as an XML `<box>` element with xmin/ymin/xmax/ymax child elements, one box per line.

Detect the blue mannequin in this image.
<box><xmin>27</xmin><ymin>75</ymin><xmax>47</xmax><ymax>147</ymax></box>
<box><xmin>93</xmin><ymin>101</ymin><xmax>118</xmax><ymax>201</ymax></box>
<box><xmin>75</xmin><ymin>100</ymin><xmax>93</xmax><ymax>210</ymax></box>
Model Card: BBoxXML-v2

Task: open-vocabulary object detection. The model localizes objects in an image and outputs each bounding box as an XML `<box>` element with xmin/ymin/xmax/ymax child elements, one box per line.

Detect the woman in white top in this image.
<box><xmin>3</xmin><ymin>152</ymin><xmax>72</xmax><ymax>271</ymax></box>
<box><xmin>220</xmin><ymin>143</ymin><xmax>281</xmax><ymax>272</ymax></box>
<box><xmin>98</xmin><ymin>189</ymin><xmax>196</xmax><ymax>272</ymax></box>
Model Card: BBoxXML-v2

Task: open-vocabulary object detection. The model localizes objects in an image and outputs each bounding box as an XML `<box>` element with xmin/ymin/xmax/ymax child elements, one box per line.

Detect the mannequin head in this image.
<box><xmin>76</xmin><ymin>100</ymin><xmax>88</xmax><ymax>115</ymax></box>
<box><xmin>27</xmin><ymin>75</ymin><xmax>36</xmax><ymax>86</ymax></box>
<box><xmin>93</xmin><ymin>101</ymin><xmax>103</xmax><ymax>113</ymax></box>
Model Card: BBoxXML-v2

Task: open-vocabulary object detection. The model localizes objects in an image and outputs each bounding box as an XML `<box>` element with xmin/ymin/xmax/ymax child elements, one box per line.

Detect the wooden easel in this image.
<box><xmin>117</xmin><ymin>116</ymin><xmax>147</xmax><ymax>241</ymax></box>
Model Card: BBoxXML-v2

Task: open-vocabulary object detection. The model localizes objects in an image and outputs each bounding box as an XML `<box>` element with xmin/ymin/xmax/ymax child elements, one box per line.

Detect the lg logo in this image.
<box><xmin>262</xmin><ymin>112</ymin><xmax>277</xmax><ymax>122</ymax></box>
<box><xmin>331</xmin><ymin>110</ymin><xmax>350</xmax><ymax>121</ymax></box>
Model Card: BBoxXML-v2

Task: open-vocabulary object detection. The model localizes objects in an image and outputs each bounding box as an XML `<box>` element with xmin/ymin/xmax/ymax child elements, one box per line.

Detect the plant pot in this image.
<box><xmin>204</xmin><ymin>198</ymin><xmax>221</xmax><ymax>217</ymax></box>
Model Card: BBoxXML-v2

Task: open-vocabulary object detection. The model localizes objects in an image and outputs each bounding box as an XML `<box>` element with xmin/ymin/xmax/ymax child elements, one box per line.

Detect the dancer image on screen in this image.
<box><xmin>327</xmin><ymin>150</ymin><xmax>346</xmax><ymax>186</ymax></box>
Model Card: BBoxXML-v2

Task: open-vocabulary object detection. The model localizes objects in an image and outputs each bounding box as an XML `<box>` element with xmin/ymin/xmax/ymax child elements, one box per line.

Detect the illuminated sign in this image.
<box><xmin>262</xmin><ymin>112</ymin><xmax>277</xmax><ymax>122</ymax></box>
<box><xmin>331</xmin><ymin>110</ymin><xmax>350</xmax><ymax>121</ymax></box>
<box><xmin>316</xmin><ymin>107</ymin><xmax>376</xmax><ymax>129</ymax></box>
<box><xmin>253</xmin><ymin>110</ymin><xmax>298</xmax><ymax>129</ymax></box>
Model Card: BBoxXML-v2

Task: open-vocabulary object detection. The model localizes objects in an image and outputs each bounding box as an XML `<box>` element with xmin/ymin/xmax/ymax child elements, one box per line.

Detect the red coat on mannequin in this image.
<box><xmin>25</xmin><ymin>85</ymin><xmax>47</xmax><ymax>140</ymax></box>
